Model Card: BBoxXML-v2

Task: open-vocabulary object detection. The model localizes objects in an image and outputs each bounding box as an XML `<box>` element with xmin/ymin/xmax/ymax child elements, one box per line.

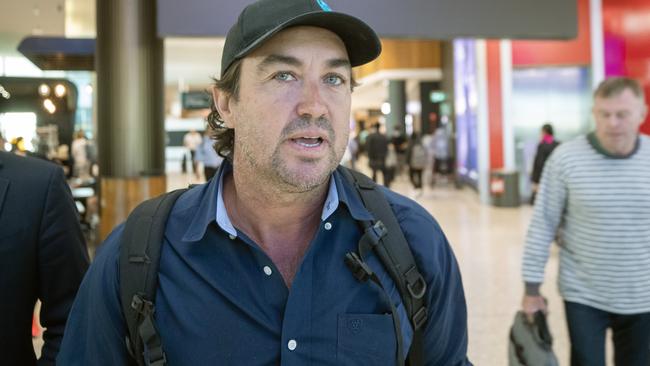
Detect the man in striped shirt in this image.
<box><xmin>521</xmin><ymin>77</ymin><xmax>650</xmax><ymax>366</ymax></box>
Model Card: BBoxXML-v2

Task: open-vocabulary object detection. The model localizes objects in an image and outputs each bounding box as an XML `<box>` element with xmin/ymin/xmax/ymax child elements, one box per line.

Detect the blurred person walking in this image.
<box><xmin>365</xmin><ymin>122</ymin><xmax>389</xmax><ymax>184</ymax></box>
<box><xmin>430</xmin><ymin>124</ymin><xmax>451</xmax><ymax>185</ymax></box>
<box><xmin>71</xmin><ymin>131</ymin><xmax>89</xmax><ymax>178</ymax></box>
<box><xmin>384</xmin><ymin>143</ymin><xmax>398</xmax><ymax>188</ymax></box>
<box><xmin>521</xmin><ymin>77</ymin><xmax>650</xmax><ymax>366</ymax></box>
<box><xmin>0</xmin><ymin>151</ymin><xmax>89</xmax><ymax>365</ymax></box>
<box><xmin>182</xmin><ymin>129</ymin><xmax>203</xmax><ymax>177</ymax></box>
<box><xmin>529</xmin><ymin>123</ymin><xmax>559</xmax><ymax>204</ymax></box>
<box><xmin>194</xmin><ymin>128</ymin><xmax>224</xmax><ymax>181</ymax></box>
<box><xmin>407</xmin><ymin>133</ymin><xmax>427</xmax><ymax>197</ymax></box>
<box><xmin>391</xmin><ymin>131</ymin><xmax>408</xmax><ymax>175</ymax></box>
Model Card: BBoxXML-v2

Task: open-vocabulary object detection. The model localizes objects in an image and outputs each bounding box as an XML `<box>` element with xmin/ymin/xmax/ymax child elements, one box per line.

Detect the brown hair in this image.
<box><xmin>206</xmin><ymin>60</ymin><xmax>243</xmax><ymax>162</ymax></box>
<box><xmin>594</xmin><ymin>77</ymin><xmax>645</xmax><ymax>100</ymax></box>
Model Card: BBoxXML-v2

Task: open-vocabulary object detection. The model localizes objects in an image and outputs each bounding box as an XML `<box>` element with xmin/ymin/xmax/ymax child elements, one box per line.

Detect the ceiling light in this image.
<box><xmin>381</xmin><ymin>102</ymin><xmax>391</xmax><ymax>115</ymax></box>
<box><xmin>43</xmin><ymin>99</ymin><xmax>56</xmax><ymax>114</ymax></box>
<box><xmin>54</xmin><ymin>84</ymin><xmax>67</xmax><ymax>97</ymax></box>
<box><xmin>39</xmin><ymin>84</ymin><xmax>50</xmax><ymax>97</ymax></box>
<box><xmin>0</xmin><ymin>85</ymin><xmax>10</xmax><ymax>99</ymax></box>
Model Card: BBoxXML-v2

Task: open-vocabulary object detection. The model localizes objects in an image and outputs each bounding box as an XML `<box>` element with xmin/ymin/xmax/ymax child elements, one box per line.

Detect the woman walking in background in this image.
<box><xmin>530</xmin><ymin>123</ymin><xmax>559</xmax><ymax>204</ymax></box>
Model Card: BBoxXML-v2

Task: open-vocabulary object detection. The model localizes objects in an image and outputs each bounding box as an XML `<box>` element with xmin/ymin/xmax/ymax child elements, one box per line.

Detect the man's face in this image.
<box><xmin>222</xmin><ymin>26</ymin><xmax>352</xmax><ymax>192</ymax></box>
<box><xmin>592</xmin><ymin>88</ymin><xmax>647</xmax><ymax>155</ymax></box>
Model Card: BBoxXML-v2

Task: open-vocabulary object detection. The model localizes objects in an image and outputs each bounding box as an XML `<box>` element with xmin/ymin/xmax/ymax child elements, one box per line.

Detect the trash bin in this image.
<box><xmin>490</xmin><ymin>170</ymin><xmax>520</xmax><ymax>207</ymax></box>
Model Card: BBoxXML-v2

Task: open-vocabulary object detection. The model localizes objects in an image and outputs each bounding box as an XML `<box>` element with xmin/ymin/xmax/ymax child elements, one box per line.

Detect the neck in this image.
<box><xmin>595</xmin><ymin>132</ymin><xmax>638</xmax><ymax>157</ymax></box>
<box><xmin>222</xmin><ymin>164</ymin><xmax>329</xmax><ymax>249</ymax></box>
<box><xmin>587</xmin><ymin>132</ymin><xmax>639</xmax><ymax>159</ymax></box>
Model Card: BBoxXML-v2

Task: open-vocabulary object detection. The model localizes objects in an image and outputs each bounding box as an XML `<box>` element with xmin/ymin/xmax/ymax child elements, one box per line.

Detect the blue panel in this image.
<box><xmin>453</xmin><ymin>39</ymin><xmax>479</xmax><ymax>187</ymax></box>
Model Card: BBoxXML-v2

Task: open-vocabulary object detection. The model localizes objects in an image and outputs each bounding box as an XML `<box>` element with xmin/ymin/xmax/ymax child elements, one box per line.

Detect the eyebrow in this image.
<box><xmin>256</xmin><ymin>54</ymin><xmax>352</xmax><ymax>72</ymax></box>
<box><xmin>327</xmin><ymin>58</ymin><xmax>352</xmax><ymax>70</ymax></box>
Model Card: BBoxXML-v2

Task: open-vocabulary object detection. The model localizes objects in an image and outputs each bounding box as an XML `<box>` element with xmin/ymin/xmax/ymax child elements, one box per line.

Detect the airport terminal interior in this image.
<box><xmin>2</xmin><ymin>0</ymin><xmax>650</xmax><ymax>365</ymax></box>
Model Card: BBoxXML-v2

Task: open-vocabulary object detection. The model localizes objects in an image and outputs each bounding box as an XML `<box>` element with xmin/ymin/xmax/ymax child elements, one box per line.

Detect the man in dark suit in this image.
<box><xmin>0</xmin><ymin>151</ymin><xmax>89</xmax><ymax>365</ymax></box>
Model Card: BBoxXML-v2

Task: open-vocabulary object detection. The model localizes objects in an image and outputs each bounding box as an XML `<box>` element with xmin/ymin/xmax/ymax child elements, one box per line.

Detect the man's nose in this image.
<box><xmin>296</xmin><ymin>79</ymin><xmax>328</xmax><ymax>120</ymax></box>
<box><xmin>605</xmin><ymin>115</ymin><xmax>622</xmax><ymax>128</ymax></box>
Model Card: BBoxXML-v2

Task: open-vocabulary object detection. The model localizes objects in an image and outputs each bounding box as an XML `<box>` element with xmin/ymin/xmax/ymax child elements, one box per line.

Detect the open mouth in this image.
<box><xmin>291</xmin><ymin>137</ymin><xmax>324</xmax><ymax>148</ymax></box>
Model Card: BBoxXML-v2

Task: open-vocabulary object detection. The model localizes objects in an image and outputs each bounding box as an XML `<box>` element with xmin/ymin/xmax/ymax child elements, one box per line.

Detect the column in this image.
<box><xmin>96</xmin><ymin>0</ymin><xmax>166</xmax><ymax>239</ymax></box>
<box><xmin>386</xmin><ymin>80</ymin><xmax>406</xmax><ymax>137</ymax></box>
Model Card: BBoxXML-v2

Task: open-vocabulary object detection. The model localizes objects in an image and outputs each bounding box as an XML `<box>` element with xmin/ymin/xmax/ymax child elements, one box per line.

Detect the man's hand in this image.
<box><xmin>522</xmin><ymin>295</ymin><xmax>547</xmax><ymax>323</ymax></box>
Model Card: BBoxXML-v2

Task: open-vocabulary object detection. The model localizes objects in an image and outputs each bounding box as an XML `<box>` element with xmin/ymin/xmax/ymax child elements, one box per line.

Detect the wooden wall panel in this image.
<box><xmin>99</xmin><ymin>176</ymin><xmax>167</xmax><ymax>240</ymax></box>
<box><xmin>354</xmin><ymin>39</ymin><xmax>442</xmax><ymax>79</ymax></box>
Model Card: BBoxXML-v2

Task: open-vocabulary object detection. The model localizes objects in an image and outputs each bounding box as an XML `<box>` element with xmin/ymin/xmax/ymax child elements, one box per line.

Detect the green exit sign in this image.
<box><xmin>429</xmin><ymin>91</ymin><xmax>446</xmax><ymax>103</ymax></box>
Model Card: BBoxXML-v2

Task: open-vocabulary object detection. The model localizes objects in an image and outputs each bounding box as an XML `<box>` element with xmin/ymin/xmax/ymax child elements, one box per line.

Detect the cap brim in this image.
<box><xmin>234</xmin><ymin>11</ymin><xmax>381</xmax><ymax>67</ymax></box>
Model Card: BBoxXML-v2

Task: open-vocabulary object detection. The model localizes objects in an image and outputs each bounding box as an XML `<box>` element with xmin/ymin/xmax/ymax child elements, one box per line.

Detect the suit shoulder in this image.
<box><xmin>0</xmin><ymin>152</ymin><xmax>62</xmax><ymax>180</ymax></box>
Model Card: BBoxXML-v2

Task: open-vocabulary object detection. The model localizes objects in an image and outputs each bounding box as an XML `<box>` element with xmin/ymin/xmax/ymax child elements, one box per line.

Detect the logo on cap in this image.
<box><xmin>316</xmin><ymin>0</ymin><xmax>332</xmax><ymax>12</ymax></box>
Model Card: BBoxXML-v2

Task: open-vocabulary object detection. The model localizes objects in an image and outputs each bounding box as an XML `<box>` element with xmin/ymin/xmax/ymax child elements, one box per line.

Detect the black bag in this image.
<box><xmin>508</xmin><ymin>311</ymin><xmax>559</xmax><ymax>366</ymax></box>
<box><xmin>119</xmin><ymin>166</ymin><xmax>428</xmax><ymax>366</ymax></box>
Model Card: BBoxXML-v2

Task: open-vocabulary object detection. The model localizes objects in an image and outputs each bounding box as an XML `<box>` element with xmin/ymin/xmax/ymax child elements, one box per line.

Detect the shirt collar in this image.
<box><xmin>216</xmin><ymin>167</ymin><xmax>237</xmax><ymax>237</ymax></box>
<box><xmin>216</xmin><ymin>171</ymin><xmax>344</xmax><ymax>238</ymax></box>
<box><xmin>320</xmin><ymin>175</ymin><xmax>339</xmax><ymax>221</ymax></box>
<box><xmin>181</xmin><ymin>162</ymin><xmax>230</xmax><ymax>242</ymax></box>
<box><xmin>587</xmin><ymin>131</ymin><xmax>640</xmax><ymax>159</ymax></box>
<box><xmin>182</xmin><ymin>163</ymin><xmax>374</xmax><ymax>242</ymax></box>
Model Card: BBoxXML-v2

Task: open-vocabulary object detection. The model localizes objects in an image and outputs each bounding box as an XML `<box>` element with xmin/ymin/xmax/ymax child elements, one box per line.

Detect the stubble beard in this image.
<box><xmin>270</xmin><ymin>145</ymin><xmax>339</xmax><ymax>192</ymax></box>
<box><xmin>238</xmin><ymin>116</ymin><xmax>345</xmax><ymax>193</ymax></box>
<box><xmin>272</xmin><ymin>116</ymin><xmax>342</xmax><ymax>192</ymax></box>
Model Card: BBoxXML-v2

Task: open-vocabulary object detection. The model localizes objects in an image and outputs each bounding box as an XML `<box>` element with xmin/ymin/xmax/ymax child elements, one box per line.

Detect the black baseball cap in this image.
<box><xmin>220</xmin><ymin>0</ymin><xmax>382</xmax><ymax>77</ymax></box>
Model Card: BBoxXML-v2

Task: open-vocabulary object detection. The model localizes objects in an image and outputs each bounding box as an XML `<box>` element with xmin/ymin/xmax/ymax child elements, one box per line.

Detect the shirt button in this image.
<box><xmin>324</xmin><ymin>222</ymin><xmax>332</xmax><ymax>230</ymax></box>
<box><xmin>263</xmin><ymin>266</ymin><xmax>273</xmax><ymax>276</ymax></box>
<box><xmin>287</xmin><ymin>339</ymin><xmax>297</xmax><ymax>351</ymax></box>
<box><xmin>228</xmin><ymin>234</ymin><xmax>236</xmax><ymax>240</ymax></box>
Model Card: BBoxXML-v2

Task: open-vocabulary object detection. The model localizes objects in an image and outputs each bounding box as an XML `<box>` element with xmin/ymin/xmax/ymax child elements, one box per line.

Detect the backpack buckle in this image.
<box><xmin>405</xmin><ymin>267</ymin><xmax>427</xmax><ymax>300</ymax></box>
<box><xmin>131</xmin><ymin>293</ymin><xmax>154</xmax><ymax>316</ymax></box>
<box><xmin>344</xmin><ymin>252</ymin><xmax>373</xmax><ymax>282</ymax></box>
<box><xmin>412</xmin><ymin>307</ymin><xmax>428</xmax><ymax>330</ymax></box>
<box><xmin>366</xmin><ymin>221</ymin><xmax>387</xmax><ymax>246</ymax></box>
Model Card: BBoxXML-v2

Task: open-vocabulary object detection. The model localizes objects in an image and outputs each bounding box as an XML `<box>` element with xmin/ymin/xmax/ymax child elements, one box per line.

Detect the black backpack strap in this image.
<box><xmin>119</xmin><ymin>189</ymin><xmax>187</xmax><ymax>366</ymax></box>
<box><xmin>339</xmin><ymin>166</ymin><xmax>428</xmax><ymax>366</ymax></box>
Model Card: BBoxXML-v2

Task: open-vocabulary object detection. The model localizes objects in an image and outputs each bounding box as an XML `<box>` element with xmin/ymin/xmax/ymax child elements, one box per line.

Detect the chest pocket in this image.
<box><xmin>337</xmin><ymin>313</ymin><xmax>396</xmax><ymax>365</ymax></box>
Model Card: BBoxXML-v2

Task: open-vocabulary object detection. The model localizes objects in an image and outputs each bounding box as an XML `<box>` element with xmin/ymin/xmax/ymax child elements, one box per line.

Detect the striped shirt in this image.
<box><xmin>522</xmin><ymin>133</ymin><xmax>650</xmax><ymax>314</ymax></box>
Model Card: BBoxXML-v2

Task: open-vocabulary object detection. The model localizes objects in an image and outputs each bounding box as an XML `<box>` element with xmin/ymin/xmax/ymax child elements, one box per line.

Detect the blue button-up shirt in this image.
<box><xmin>58</xmin><ymin>163</ymin><xmax>471</xmax><ymax>365</ymax></box>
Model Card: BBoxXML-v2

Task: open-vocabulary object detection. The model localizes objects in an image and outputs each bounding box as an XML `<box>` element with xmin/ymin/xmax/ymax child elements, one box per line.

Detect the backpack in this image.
<box><xmin>119</xmin><ymin>166</ymin><xmax>428</xmax><ymax>366</ymax></box>
<box><xmin>410</xmin><ymin>143</ymin><xmax>427</xmax><ymax>169</ymax></box>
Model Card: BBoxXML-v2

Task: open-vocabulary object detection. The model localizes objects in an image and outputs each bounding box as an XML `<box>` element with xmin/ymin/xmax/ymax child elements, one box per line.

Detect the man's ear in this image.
<box><xmin>212</xmin><ymin>86</ymin><xmax>233</xmax><ymax>127</ymax></box>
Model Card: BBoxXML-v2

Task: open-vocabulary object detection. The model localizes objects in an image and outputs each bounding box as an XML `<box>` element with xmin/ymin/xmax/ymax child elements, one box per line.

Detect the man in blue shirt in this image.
<box><xmin>58</xmin><ymin>0</ymin><xmax>471</xmax><ymax>364</ymax></box>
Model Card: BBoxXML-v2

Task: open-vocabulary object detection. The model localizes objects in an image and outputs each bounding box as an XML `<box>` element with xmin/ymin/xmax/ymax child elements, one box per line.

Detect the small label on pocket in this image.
<box><xmin>337</xmin><ymin>313</ymin><xmax>396</xmax><ymax>365</ymax></box>
<box><xmin>346</xmin><ymin>317</ymin><xmax>363</xmax><ymax>334</ymax></box>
